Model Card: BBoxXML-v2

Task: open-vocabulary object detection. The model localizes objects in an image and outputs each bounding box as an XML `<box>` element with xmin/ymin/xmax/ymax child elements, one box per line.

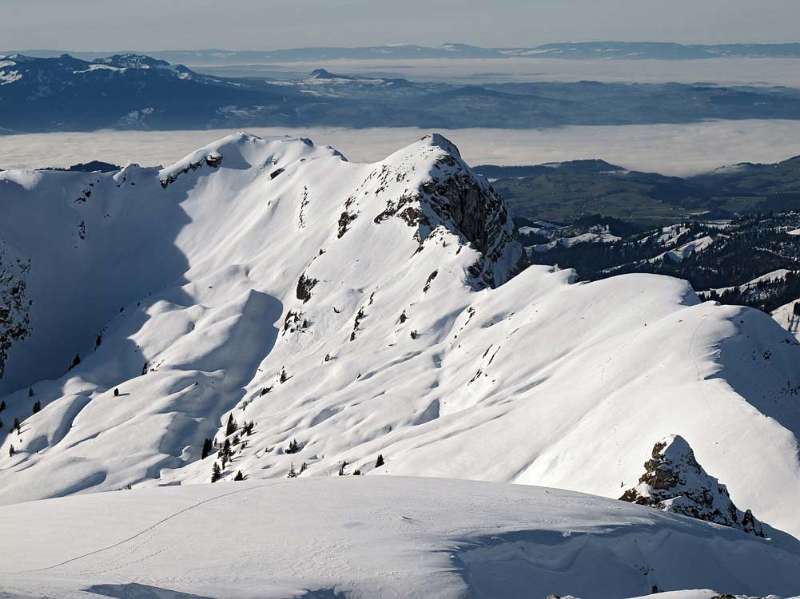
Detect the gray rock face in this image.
<box><xmin>621</xmin><ymin>434</ymin><xmax>766</xmax><ymax>537</ymax></box>
<box><xmin>0</xmin><ymin>244</ymin><xmax>31</xmax><ymax>379</ymax></box>
<box><xmin>410</xmin><ymin>135</ymin><xmax>528</xmax><ymax>289</ymax></box>
<box><xmin>364</xmin><ymin>134</ymin><xmax>526</xmax><ymax>289</ymax></box>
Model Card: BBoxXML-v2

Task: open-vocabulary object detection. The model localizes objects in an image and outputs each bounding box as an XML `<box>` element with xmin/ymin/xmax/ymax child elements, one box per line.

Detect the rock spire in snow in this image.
<box><xmin>375</xmin><ymin>133</ymin><xmax>527</xmax><ymax>288</ymax></box>
<box><xmin>621</xmin><ymin>434</ymin><xmax>766</xmax><ymax>537</ymax></box>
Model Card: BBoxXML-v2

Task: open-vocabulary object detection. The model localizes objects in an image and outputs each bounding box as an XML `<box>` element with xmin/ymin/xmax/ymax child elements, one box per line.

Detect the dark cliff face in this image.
<box><xmin>355</xmin><ymin>134</ymin><xmax>527</xmax><ymax>290</ymax></box>
<box><xmin>0</xmin><ymin>245</ymin><xmax>31</xmax><ymax>379</ymax></box>
<box><xmin>621</xmin><ymin>435</ymin><xmax>766</xmax><ymax>537</ymax></box>
<box><xmin>421</xmin><ymin>164</ymin><xmax>525</xmax><ymax>288</ymax></box>
<box><xmin>417</xmin><ymin>136</ymin><xmax>527</xmax><ymax>289</ymax></box>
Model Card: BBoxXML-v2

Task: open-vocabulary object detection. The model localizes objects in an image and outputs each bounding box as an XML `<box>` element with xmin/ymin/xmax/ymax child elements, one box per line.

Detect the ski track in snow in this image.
<box><xmin>11</xmin><ymin>483</ymin><xmax>272</xmax><ymax>575</ymax></box>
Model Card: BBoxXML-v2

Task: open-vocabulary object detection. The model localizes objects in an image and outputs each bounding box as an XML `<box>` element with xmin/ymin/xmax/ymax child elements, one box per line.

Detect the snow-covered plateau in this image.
<box><xmin>2</xmin><ymin>477</ymin><xmax>800</xmax><ymax>598</ymax></box>
<box><xmin>0</xmin><ymin>132</ymin><xmax>799</xmax><ymax>597</ymax></box>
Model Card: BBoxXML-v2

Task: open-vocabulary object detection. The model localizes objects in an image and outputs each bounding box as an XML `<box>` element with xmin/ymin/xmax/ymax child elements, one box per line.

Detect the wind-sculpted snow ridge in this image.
<box><xmin>1</xmin><ymin>478</ymin><xmax>799</xmax><ymax>599</ymax></box>
<box><xmin>1</xmin><ymin>132</ymin><xmax>800</xmax><ymax>544</ymax></box>
<box><xmin>621</xmin><ymin>435</ymin><xmax>766</xmax><ymax>537</ymax></box>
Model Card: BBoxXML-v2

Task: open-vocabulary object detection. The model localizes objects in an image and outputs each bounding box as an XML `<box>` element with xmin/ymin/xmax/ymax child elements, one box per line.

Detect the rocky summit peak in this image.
<box><xmin>420</xmin><ymin>133</ymin><xmax>462</xmax><ymax>158</ymax></box>
<box><xmin>621</xmin><ymin>435</ymin><xmax>766</xmax><ymax>537</ymax></box>
<box><xmin>368</xmin><ymin>132</ymin><xmax>526</xmax><ymax>287</ymax></box>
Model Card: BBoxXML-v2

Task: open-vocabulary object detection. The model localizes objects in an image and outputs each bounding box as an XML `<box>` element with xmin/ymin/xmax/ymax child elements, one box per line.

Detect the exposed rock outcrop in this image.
<box><xmin>621</xmin><ymin>435</ymin><xmax>766</xmax><ymax>537</ymax></box>
<box><xmin>0</xmin><ymin>243</ymin><xmax>31</xmax><ymax>379</ymax></box>
<box><xmin>372</xmin><ymin>134</ymin><xmax>527</xmax><ymax>289</ymax></box>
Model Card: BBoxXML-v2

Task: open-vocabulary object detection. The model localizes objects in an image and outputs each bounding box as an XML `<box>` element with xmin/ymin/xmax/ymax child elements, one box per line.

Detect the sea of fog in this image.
<box><xmin>2</xmin><ymin>120</ymin><xmax>800</xmax><ymax>176</ymax></box>
<box><xmin>196</xmin><ymin>57</ymin><xmax>800</xmax><ymax>87</ymax></box>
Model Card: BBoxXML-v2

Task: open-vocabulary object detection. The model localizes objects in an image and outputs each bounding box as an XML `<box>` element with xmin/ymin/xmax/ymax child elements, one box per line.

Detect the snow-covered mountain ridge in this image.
<box><xmin>1</xmin><ymin>133</ymin><xmax>799</xmax><ymax>542</ymax></box>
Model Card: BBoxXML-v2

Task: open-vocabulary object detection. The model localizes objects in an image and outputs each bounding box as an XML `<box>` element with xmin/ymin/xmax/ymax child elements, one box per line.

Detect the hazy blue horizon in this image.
<box><xmin>5</xmin><ymin>41</ymin><xmax>800</xmax><ymax>55</ymax></box>
<box><xmin>3</xmin><ymin>0</ymin><xmax>800</xmax><ymax>52</ymax></box>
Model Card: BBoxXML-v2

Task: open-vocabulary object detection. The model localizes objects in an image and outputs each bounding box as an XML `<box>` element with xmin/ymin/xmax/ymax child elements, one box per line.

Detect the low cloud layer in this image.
<box><xmin>2</xmin><ymin>120</ymin><xmax>800</xmax><ymax>176</ymax></box>
<box><xmin>254</xmin><ymin>57</ymin><xmax>800</xmax><ymax>87</ymax></box>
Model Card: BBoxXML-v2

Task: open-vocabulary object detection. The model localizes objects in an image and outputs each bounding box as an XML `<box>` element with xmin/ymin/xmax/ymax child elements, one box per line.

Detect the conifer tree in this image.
<box><xmin>233</xmin><ymin>470</ymin><xmax>245</xmax><ymax>481</ymax></box>
<box><xmin>0</xmin><ymin>400</ymin><xmax>6</xmax><ymax>412</ymax></box>
<box><xmin>9</xmin><ymin>444</ymin><xmax>15</xmax><ymax>457</ymax></box>
<box><xmin>375</xmin><ymin>454</ymin><xmax>385</xmax><ymax>468</ymax></box>
<box><xmin>221</xmin><ymin>439</ymin><xmax>231</xmax><ymax>467</ymax></box>
<box><xmin>32</xmin><ymin>401</ymin><xmax>41</xmax><ymax>414</ymax></box>
<box><xmin>201</xmin><ymin>437</ymin><xmax>213</xmax><ymax>460</ymax></box>
<box><xmin>225</xmin><ymin>414</ymin><xmax>237</xmax><ymax>437</ymax></box>
<box><xmin>69</xmin><ymin>354</ymin><xmax>81</xmax><ymax>370</ymax></box>
<box><xmin>211</xmin><ymin>462</ymin><xmax>221</xmax><ymax>483</ymax></box>
<box><xmin>114</xmin><ymin>388</ymin><xmax>120</xmax><ymax>397</ymax></box>
<box><xmin>28</xmin><ymin>387</ymin><xmax>33</xmax><ymax>398</ymax></box>
<box><xmin>13</xmin><ymin>418</ymin><xmax>20</xmax><ymax>434</ymax></box>
<box><xmin>338</xmin><ymin>460</ymin><xmax>347</xmax><ymax>476</ymax></box>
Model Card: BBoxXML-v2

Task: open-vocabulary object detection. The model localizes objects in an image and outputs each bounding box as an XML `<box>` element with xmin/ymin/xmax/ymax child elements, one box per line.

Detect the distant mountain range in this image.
<box><xmin>477</xmin><ymin>154</ymin><xmax>800</xmax><ymax>226</ymax></box>
<box><xmin>9</xmin><ymin>42</ymin><xmax>800</xmax><ymax>64</ymax></box>
<box><xmin>481</xmin><ymin>156</ymin><xmax>800</xmax><ymax>315</ymax></box>
<box><xmin>3</xmin><ymin>53</ymin><xmax>800</xmax><ymax>133</ymax></box>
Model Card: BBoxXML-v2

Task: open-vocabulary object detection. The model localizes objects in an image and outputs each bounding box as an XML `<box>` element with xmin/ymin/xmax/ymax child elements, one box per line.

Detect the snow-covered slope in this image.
<box><xmin>773</xmin><ymin>298</ymin><xmax>800</xmax><ymax>339</ymax></box>
<box><xmin>1</xmin><ymin>133</ymin><xmax>799</xmax><ymax>543</ymax></box>
<box><xmin>2</xmin><ymin>477</ymin><xmax>800</xmax><ymax>599</ymax></box>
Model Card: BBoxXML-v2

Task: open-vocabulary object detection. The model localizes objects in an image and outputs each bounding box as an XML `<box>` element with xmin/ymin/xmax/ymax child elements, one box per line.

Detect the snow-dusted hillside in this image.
<box><xmin>2</xmin><ymin>477</ymin><xmax>800</xmax><ymax>599</ymax></box>
<box><xmin>0</xmin><ymin>54</ymin><xmax>304</xmax><ymax>132</ymax></box>
<box><xmin>1</xmin><ymin>132</ymin><xmax>799</xmax><ymax>544</ymax></box>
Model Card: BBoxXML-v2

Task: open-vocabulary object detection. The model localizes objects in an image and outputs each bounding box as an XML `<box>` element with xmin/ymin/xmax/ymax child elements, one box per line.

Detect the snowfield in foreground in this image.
<box><xmin>1</xmin><ymin>477</ymin><xmax>799</xmax><ymax>599</ymax></box>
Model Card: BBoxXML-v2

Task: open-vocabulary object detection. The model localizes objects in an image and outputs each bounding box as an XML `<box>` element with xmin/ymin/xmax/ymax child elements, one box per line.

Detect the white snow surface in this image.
<box><xmin>0</xmin><ymin>57</ymin><xmax>22</xmax><ymax>85</ymax></box>
<box><xmin>1</xmin><ymin>132</ymin><xmax>800</xmax><ymax>545</ymax></box>
<box><xmin>773</xmin><ymin>298</ymin><xmax>800</xmax><ymax>340</ymax></box>
<box><xmin>1</xmin><ymin>477</ymin><xmax>799</xmax><ymax>599</ymax></box>
<box><xmin>531</xmin><ymin>230</ymin><xmax>622</xmax><ymax>252</ymax></box>
<box><xmin>708</xmin><ymin>269</ymin><xmax>792</xmax><ymax>297</ymax></box>
<box><xmin>663</xmin><ymin>236</ymin><xmax>715</xmax><ymax>263</ymax></box>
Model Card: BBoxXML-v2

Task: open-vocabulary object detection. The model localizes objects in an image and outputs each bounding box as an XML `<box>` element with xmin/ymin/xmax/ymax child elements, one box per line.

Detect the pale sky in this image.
<box><xmin>2</xmin><ymin>0</ymin><xmax>799</xmax><ymax>52</ymax></box>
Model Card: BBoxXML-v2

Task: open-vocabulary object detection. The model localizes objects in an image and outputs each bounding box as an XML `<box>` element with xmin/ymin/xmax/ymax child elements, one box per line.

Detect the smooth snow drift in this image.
<box><xmin>1</xmin><ymin>477</ymin><xmax>799</xmax><ymax>599</ymax></box>
<box><xmin>0</xmin><ymin>132</ymin><xmax>799</xmax><ymax>543</ymax></box>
